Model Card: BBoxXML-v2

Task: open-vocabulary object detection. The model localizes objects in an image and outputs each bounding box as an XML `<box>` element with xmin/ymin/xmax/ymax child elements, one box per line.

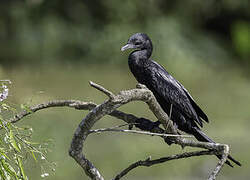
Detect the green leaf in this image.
<box><xmin>0</xmin><ymin>116</ymin><xmax>8</xmax><ymax>130</ymax></box>
<box><xmin>23</xmin><ymin>140</ymin><xmax>39</xmax><ymax>145</ymax></box>
<box><xmin>9</xmin><ymin>129</ymin><xmax>21</xmax><ymax>153</ymax></box>
<box><xmin>31</xmin><ymin>151</ymin><xmax>37</xmax><ymax>162</ymax></box>
<box><xmin>0</xmin><ymin>159</ymin><xmax>18</xmax><ymax>178</ymax></box>
<box><xmin>1</xmin><ymin>103</ymin><xmax>10</xmax><ymax>110</ymax></box>
<box><xmin>0</xmin><ymin>164</ymin><xmax>7</xmax><ymax>179</ymax></box>
<box><xmin>0</xmin><ymin>149</ymin><xmax>10</xmax><ymax>160</ymax></box>
<box><xmin>17</xmin><ymin>156</ymin><xmax>27</xmax><ymax>180</ymax></box>
<box><xmin>20</xmin><ymin>104</ymin><xmax>33</xmax><ymax>114</ymax></box>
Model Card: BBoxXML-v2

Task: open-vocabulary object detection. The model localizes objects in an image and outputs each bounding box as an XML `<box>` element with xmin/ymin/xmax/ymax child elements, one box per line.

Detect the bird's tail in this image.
<box><xmin>191</xmin><ymin>127</ymin><xmax>241</xmax><ymax>167</ymax></box>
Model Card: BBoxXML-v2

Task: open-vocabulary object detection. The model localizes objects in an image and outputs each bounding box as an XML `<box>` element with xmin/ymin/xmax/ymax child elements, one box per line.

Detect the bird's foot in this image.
<box><xmin>128</xmin><ymin>123</ymin><xmax>134</xmax><ymax>130</ymax></box>
<box><xmin>134</xmin><ymin>118</ymin><xmax>174</xmax><ymax>145</ymax></box>
<box><xmin>135</xmin><ymin>118</ymin><xmax>160</xmax><ymax>131</ymax></box>
<box><xmin>173</xmin><ymin>122</ymin><xmax>178</xmax><ymax>129</ymax></box>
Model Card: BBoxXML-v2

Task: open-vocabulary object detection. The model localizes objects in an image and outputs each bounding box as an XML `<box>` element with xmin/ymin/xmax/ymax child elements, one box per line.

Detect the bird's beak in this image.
<box><xmin>121</xmin><ymin>43</ymin><xmax>136</xmax><ymax>51</ymax></box>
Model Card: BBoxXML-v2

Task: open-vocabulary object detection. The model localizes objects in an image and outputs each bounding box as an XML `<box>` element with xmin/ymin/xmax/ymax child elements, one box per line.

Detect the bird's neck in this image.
<box><xmin>128</xmin><ymin>49</ymin><xmax>152</xmax><ymax>75</ymax></box>
<box><xmin>130</xmin><ymin>49</ymin><xmax>152</xmax><ymax>61</ymax></box>
<box><xmin>128</xmin><ymin>50</ymin><xmax>149</xmax><ymax>84</ymax></box>
<box><xmin>141</xmin><ymin>48</ymin><xmax>152</xmax><ymax>59</ymax></box>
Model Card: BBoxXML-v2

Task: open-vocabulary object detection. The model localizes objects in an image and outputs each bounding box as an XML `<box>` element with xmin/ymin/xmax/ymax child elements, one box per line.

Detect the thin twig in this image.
<box><xmin>89</xmin><ymin>128</ymin><xmax>192</xmax><ymax>138</ymax></box>
<box><xmin>165</xmin><ymin>103</ymin><xmax>173</xmax><ymax>134</ymax></box>
<box><xmin>113</xmin><ymin>150</ymin><xmax>216</xmax><ymax>180</ymax></box>
<box><xmin>8</xmin><ymin>100</ymin><xmax>96</xmax><ymax>124</ymax></box>
<box><xmin>89</xmin><ymin>81</ymin><xmax>115</xmax><ymax>99</ymax></box>
<box><xmin>169</xmin><ymin>103</ymin><xmax>173</xmax><ymax>120</ymax></box>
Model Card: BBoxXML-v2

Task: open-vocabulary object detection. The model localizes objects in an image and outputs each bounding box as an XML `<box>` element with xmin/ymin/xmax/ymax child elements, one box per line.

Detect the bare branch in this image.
<box><xmin>8</xmin><ymin>99</ymin><xmax>174</xmax><ymax>144</ymax></box>
<box><xmin>89</xmin><ymin>81</ymin><xmax>115</xmax><ymax>99</ymax></box>
<box><xmin>8</xmin><ymin>101</ymin><xmax>168</xmax><ymax>137</ymax></box>
<box><xmin>68</xmin><ymin>82</ymin><xmax>180</xmax><ymax>180</ymax></box>
<box><xmin>89</xmin><ymin>128</ymin><xmax>192</xmax><ymax>138</ymax></box>
<box><xmin>208</xmin><ymin>145</ymin><xmax>229</xmax><ymax>180</ymax></box>
<box><xmin>8</xmin><ymin>82</ymin><xmax>231</xmax><ymax>180</ymax></box>
<box><xmin>69</xmin><ymin>98</ymin><xmax>119</xmax><ymax>180</ymax></box>
<box><xmin>113</xmin><ymin>150</ymin><xmax>216</xmax><ymax>180</ymax></box>
<box><xmin>68</xmin><ymin>81</ymin><xmax>230</xmax><ymax>180</ymax></box>
<box><xmin>8</xmin><ymin>100</ymin><xmax>96</xmax><ymax>124</ymax></box>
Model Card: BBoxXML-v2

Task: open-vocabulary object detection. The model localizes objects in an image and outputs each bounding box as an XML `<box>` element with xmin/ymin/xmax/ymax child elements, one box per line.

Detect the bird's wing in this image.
<box><xmin>177</xmin><ymin>82</ymin><xmax>209</xmax><ymax>123</ymax></box>
<box><xmin>145</xmin><ymin>60</ymin><xmax>205</xmax><ymax>126</ymax></box>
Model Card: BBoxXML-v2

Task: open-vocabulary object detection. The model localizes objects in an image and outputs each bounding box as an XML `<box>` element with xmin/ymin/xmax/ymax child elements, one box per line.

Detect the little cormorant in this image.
<box><xmin>121</xmin><ymin>33</ymin><xmax>241</xmax><ymax>167</ymax></box>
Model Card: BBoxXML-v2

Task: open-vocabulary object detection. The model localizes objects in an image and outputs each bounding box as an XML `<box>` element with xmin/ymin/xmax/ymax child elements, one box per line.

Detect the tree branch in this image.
<box><xmin>67</xmin><ymin>82</ymin><xmax>230</xmax><ymax>180</ymax></box>
<box><xmin>89</xmin><ymin>81</ymin><xmax>115</xmax><ymax>99</ymax></box>
<box><xmin>8</xmin><ymin>82</ymin><xmax>231</xmax><ymax>180</ymax></box>
<box><xmin>89</xmin><ymin>127</ymin><xmax>191</xmax><ymax>138</ymax></box>
<box><xmin>113</xmin><ymin>150</ymin><xmax>216</xmax><ymax>180</ymax></box>
<box><xmin>8</xmin><ymin>100</ymin><xmax>173</xmax><ymax>144</ymax></box>
<box><xmin>9</xmin><ymin>100</ymin><xmax>96</xmax><ymax>124</ymax></box>
<box><xmin>208</xmin><ymin>145</ymin><xmax>229</xmax><ymax>180</ymax></box>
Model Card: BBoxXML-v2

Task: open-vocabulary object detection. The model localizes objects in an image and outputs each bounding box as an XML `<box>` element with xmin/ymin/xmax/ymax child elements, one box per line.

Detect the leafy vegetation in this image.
<box><xmin>0</xmin><ymin>0</ymin><xmax>249</xmax><ymax>66</ymax></box>
<box><xmin>0</xmin><ymin>81</ymin><xmax>54</xmax><ymax>179</ymax></box>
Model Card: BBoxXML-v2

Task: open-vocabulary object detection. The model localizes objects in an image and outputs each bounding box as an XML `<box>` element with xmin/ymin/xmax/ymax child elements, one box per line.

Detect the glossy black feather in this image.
<box><xmin>176</xmin><ymin>80</ymin><xmax>209</xmax><ymax>123</ymax></box>
<box><xmin>122</xmin><ymin>33</ymin><xmax>241</xmax><ymax>167</ymax></box>
<box><xmin>129</xmin><ymin>57</ymin><xmax>204</xmax><ymax>128</ymax></box>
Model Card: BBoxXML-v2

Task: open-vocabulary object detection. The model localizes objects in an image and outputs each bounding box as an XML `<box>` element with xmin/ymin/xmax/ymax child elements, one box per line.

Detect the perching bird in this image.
<box><xmin>121</xmin><ymin>33</ymin><xmax>241</xmax><ymax>167</ymax></box>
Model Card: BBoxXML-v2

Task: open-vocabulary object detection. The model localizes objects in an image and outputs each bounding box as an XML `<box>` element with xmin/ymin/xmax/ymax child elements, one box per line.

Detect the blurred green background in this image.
<box><xmin>1</xmin><ymin>0</ymin><xmax>250</xmax><ymax>179</ymax></box>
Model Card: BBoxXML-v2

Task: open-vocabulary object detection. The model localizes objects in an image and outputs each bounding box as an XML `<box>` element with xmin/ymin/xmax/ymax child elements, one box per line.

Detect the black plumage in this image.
<box><xmin>121</xmin><ymin>33</ymin><xmax>241</xmax><ymax>167</ymax></box>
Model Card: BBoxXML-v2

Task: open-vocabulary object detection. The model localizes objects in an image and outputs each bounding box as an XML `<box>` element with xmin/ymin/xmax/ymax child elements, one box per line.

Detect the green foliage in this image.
<box><xmin>232</xmin><ymin>21</ymin><xmax>250</xmax><ymax>61</ymax></box>
<box><xmin>0</xmin><ymin>1</ymin><xmax>249</xmax><ymax>67</ymax></box>
<box><xmin>0</xmin><ymin>81</ymin><xmax>55</xmax><ymax>179</ymax></box>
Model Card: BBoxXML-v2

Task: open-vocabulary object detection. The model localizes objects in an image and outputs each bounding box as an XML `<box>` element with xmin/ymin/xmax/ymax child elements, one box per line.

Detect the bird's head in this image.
<box><xmin>121</xmin><ymin>33</ymin><xmax>153</xmax><ymax>54</ymax></box>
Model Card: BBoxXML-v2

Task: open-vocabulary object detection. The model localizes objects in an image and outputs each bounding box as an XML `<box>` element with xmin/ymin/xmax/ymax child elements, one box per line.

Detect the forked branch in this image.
<box><xmin>68</xmin><ymin>82</ymin><xmax>229</xmax><ymax>180</ymax></box>
<box><xmin>9</xmin><ymin>82</ymin><xmax>230</xmax><ymax>180</ymax></box>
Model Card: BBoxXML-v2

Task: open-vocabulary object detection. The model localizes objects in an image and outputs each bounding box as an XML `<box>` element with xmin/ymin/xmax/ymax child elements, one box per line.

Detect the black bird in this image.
<box><xmin>121</xmin><ymin>33</ymin><xmax>241</xmax><ymax>167</ymax></box>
